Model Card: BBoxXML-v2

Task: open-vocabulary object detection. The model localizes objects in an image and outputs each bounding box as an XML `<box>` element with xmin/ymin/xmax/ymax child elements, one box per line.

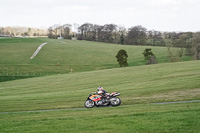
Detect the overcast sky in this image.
<box><xmin>1</xmin><ymin>0</ymin><xmax>200</xmax><ymax>32</ymax></box>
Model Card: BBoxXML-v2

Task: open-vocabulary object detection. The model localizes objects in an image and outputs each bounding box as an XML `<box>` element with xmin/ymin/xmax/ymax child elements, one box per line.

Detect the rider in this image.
<box><xmin>97</xmin><ymin>86</ymin><xmax>108</xmax><ymax>98</ymax></box>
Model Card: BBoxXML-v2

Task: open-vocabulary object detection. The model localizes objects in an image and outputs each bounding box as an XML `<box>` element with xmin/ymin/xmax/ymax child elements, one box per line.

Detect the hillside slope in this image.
<box><xmin>0</xmin><ymin>38</ymin><xmax>192</xmax><ymax>82</ymax></box>
<box><xmin>0</xmin><ymin>60</ymin><xmax>200</xmax><ymax>112</ymax></box>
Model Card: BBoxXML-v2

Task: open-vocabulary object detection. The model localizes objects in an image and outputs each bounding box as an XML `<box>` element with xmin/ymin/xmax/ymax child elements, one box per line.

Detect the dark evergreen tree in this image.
<box><xmin>116</xmin><ymin>49</ymin><xmax>128</xmax><ymax>67</ymax></box>
<box><xmin>120</xmin><ymin>33</ymin><xmax>124</xmax><ymax>44</ymax></box>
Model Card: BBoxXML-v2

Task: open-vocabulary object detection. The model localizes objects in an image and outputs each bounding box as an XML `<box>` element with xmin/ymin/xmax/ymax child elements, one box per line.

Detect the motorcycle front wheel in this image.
<box><xmin>84</xmin><ymin>100</ymin><xmax>95</xmax><ymax>108</ymax></box>
<box><xmin>110</xmin><ymin>97</ymin><xmax>121</xmax><ymax>106</ymax></box>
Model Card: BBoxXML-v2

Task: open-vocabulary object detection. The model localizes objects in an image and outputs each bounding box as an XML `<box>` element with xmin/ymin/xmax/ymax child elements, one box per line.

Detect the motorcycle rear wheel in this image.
<box><xmin>84</xmin><ymin>100</ymin><xmax>95</xmax><ymax>108</ymax></box>
<box><xmin>110</xmin><ymin>97</ymin><xmax>121</xmax><ymax>106</ymax></box>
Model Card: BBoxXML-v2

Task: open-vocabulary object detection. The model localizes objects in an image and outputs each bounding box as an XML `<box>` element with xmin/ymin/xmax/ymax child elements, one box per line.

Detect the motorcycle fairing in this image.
<box><xmin>89</xmin><ymin>95</ymin><xmax>101</xmax><ymax>101</ymax></box>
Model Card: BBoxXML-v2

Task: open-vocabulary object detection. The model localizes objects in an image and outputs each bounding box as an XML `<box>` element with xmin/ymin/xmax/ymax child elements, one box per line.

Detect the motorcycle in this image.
<box><xmin>84</xmin><ymin>92</ymin><xmax>121</xmax><ymax>108</ymax></box>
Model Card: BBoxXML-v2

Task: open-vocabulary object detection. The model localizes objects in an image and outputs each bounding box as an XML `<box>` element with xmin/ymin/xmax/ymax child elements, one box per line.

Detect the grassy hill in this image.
<box><xmin>0</xmin><ymin>60</ymin><xmax>199</xmax><ymax>112</ymax></box>
<box><xmin>0</xmin><ymin>60</ymin><xmax>200</xmax><ymax>132</ymax></box>
<box><xmin>0</xmin><ymin>38</ymin><xmax>199</xmax><ymax>132</ymax></box>
<box><xmin>0</xmin><ymin>37</ymin><xmax>192</xmax><ymax>81</ymax></box>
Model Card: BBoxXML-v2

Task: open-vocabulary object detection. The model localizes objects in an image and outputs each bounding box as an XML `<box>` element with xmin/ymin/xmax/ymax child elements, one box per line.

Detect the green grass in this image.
<box><xmin>0</xmin><ymin>38</ymin><xmax>192</xmax><ymax>82</ymax></box>
<box><xmin>0</xmin><ymin>102</ymin><xmax>199</xmax><ymax>133</ymax></box>
<box><xmin>0</xmin><ymin>38</ymin><xmax>199</xmax><ymax>132</ymax></box>
<box><xmin>0</xmin><ymin>60</ymin><xmax>199</xmax><ymax>112</ymax></box>
<box><xmin>0</xmin><ymin>37</ymin><xmax>48</xmax><ymax>43</ymax></box>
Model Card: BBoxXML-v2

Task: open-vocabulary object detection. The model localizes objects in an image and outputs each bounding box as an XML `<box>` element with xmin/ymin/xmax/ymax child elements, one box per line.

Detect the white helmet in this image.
<box><xmin>97</xmin><ymin>86</ymin><xmax>103</xmax><ymax>91</ymax></box>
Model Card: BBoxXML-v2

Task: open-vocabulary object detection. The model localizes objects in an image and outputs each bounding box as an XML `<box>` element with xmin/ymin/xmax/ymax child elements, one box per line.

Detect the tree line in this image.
<box><xmin>0</xmin><ymin>26</ymin><xmax>48</xmax><ymax>37</ymax></box>
<box><xmin>48</xmin><ymin>22</ymin><xmax>200</xmax><ymax>60</ymax></box>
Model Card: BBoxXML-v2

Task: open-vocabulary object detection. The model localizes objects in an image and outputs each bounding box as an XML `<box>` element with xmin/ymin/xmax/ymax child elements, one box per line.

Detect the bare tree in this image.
<box><xmin>78</xmin><ymin>23</ymin><xmax>94</xmax><ymax>40</ymax></box>
<box><xmin>192</xmin><ymin>32</ymin><xmax>200</xmax><ymax>60</ymax></box>
<box><xmin>48</xmin><ymin>24</ymin><xmax>59</xmax><ymax>38</ymax></box>
<box><xmin>95</xmin><ymin>25</ymin><xmax>104</xmax><ymax>42</ymax></box>
<box><xmin>166</xmin><ymin>32</ymin><xmax>180</xmax><ymax>62</ymax></box>
<box><xmin>48</xmin><ymin>27</ymin><xmax>54</xmax><ymax>38</ymax></box>
<box><xmin>0</xmin><ymin>27</ymin><xmax>4</xmax><ymax>35</ymax></box>
<box><xmin>147</xmin><ymin>30</ymin><xmax>165</xmax><ymax>46</ymax></box>
<box><xmin>101</xmin><ymin>24</ymin><xmax>117</xmax><ymax>43</ymax></box>
<box><xmin>0</xmin><ymin>26</ymin><xmax>47</xmax><ymax>37</ymax></box>
<box><xmin>174</xmin><ymin>33</ymin><xmax>192</xmax><ymax>60</ymax></box>
<box><xmin>126</xmin><ymin>25</ymin><xmax>147</xmax><ymax>45</ymax></box>
<box><xmin>63</xmin><ymin>24</ymin><xmax>72</xmax><ymax>39</ymax></box>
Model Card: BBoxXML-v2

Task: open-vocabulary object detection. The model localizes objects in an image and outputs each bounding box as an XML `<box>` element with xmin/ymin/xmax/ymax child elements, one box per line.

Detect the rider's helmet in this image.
<box><xmin>97</xmin><ymin>86</ymin><xmax>104</xmax><ymax>91</ymax></box>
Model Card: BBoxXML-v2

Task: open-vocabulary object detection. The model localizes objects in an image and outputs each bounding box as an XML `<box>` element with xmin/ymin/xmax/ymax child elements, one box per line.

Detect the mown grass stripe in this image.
<box><xmin>1</xmin><ymin>100</ymin><xmax>199</xmax><ymax>114</ymax></box>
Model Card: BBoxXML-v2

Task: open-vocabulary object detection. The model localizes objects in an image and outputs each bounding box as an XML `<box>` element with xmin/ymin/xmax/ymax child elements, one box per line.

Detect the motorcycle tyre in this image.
<box><xmin>110</xmin><ymin>97</ymin><xmax>121</xmax><ymax>106</ymax></box>
<box><xmin>84</xmin><ymin>100</ymin><xmax>95</xmax><ymax>108</ymax></box>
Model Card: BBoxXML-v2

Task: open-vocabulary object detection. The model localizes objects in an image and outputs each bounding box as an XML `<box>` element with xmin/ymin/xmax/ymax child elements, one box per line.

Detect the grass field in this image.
<box><xmin>0</xmin><ymin>38</ymin><xmax>199</xmax><ymax>132</ymax></box>
<box><xmin>0</xmin><ymin>37</ymin><xmax>192</xmax><ymax>81</ymax></box>
<box><xmin>0</xmin><ymin>102</ymin><xmax>199</xmax><ymax>133</ymax></box>
<box><xmin>0</xmin><ymin>60</ymin><xmax>200</xmax><ymax>112</ymax></box>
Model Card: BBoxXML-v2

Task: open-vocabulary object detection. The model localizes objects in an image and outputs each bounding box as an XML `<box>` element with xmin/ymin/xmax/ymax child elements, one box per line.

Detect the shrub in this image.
<box><xmin>143</xmin><ymin>48</ymin><xmax>157</xmax><ymax>65</ymax></box>
<box><xmin>116</xmin><ymin>49</ymin><xmax>128</xmax><ymax>67</ymax></box>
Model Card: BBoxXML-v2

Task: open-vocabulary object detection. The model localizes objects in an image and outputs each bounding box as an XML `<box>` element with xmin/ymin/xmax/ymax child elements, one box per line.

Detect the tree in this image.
<box><xmin>48</xmin><ymin>27</ymin><xmax>54</xmax><ymax>38</ymax></box>
<box><xmin>147</xmin><ymin>30</ymin><xmax>165</xmax><ymax>46</ymax></box>
<box><xmin>5</xmin><ymin>31</ymin><xmax>10</xmax><ymax>35</ymax></box>
<box><xmin>143</xmin><ymin>48</ymin><xmax>157</xmax><ymax>64</ymax></box>
<box><xmin>192</xmin><ymin>32</ymin><xmax>200</xmax><ymax>60</ymax></box>
<box><xmin>120</xmin><ymin>33</ymin><xmax>124</xmax><ymax>44</ymax></box>
<box><xmin>95</xmin><ymin>25</ymin><xmax>104</xmax><ymax>42</ymax></box>
<box><xmin>77</xmin><ymin>23</ymin><xmax>121</xmax><ymax>43</ymax></box>
<box><xmin>116</xmin><ymin>49</ymin><xmax>128</xmax><ymax>67</ymax></box>
<box><xmin>126</xmin><ymin>25</ymin><xmax>147</xmax><ymax>45</ymax></box>
<box><xmin>63</xmin><ymin>24</ymin><xmax>72</xmax><ymax>39</ymax></box>
<box><xmin>165</xmin><ymin>32</ymin><xmax>180</xmax><ymax>62</ymax></box>
<box><xmin>28</xmin><ymin>28</ymin><xmax>32</xmax><ymax>36</ymax></box>
<box><xmin>174</xmin><ymin>33</ymin><xmax>192</xmax><ymax>60</ymax></box>
<box><xmin>0</xmin><ymin>27</ymin><xmax>4</xmax><ymax>35</ymax></box>
<box><xmin>24</xmin><ymin>32</ymin><xmax>28</xmax><ymax>36</ymax></box>
<box><xmin>118</xmin><ymin>26</ymin><xmax>126</xmax><ymax>44</ymax></box>
<box><xmin>78</xmin><ymin>23</ymin><xmax>94</xmax><ymax>40</ymax></box>
<box><xmin>47</xmin><ymin>24</ymin><xmax>59</xmax><ymax>38</ymax></box>
<box><xmin>101</xmin><ymin>24</ymin><xmax>118</xmax><ymax>43</ymax></box>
